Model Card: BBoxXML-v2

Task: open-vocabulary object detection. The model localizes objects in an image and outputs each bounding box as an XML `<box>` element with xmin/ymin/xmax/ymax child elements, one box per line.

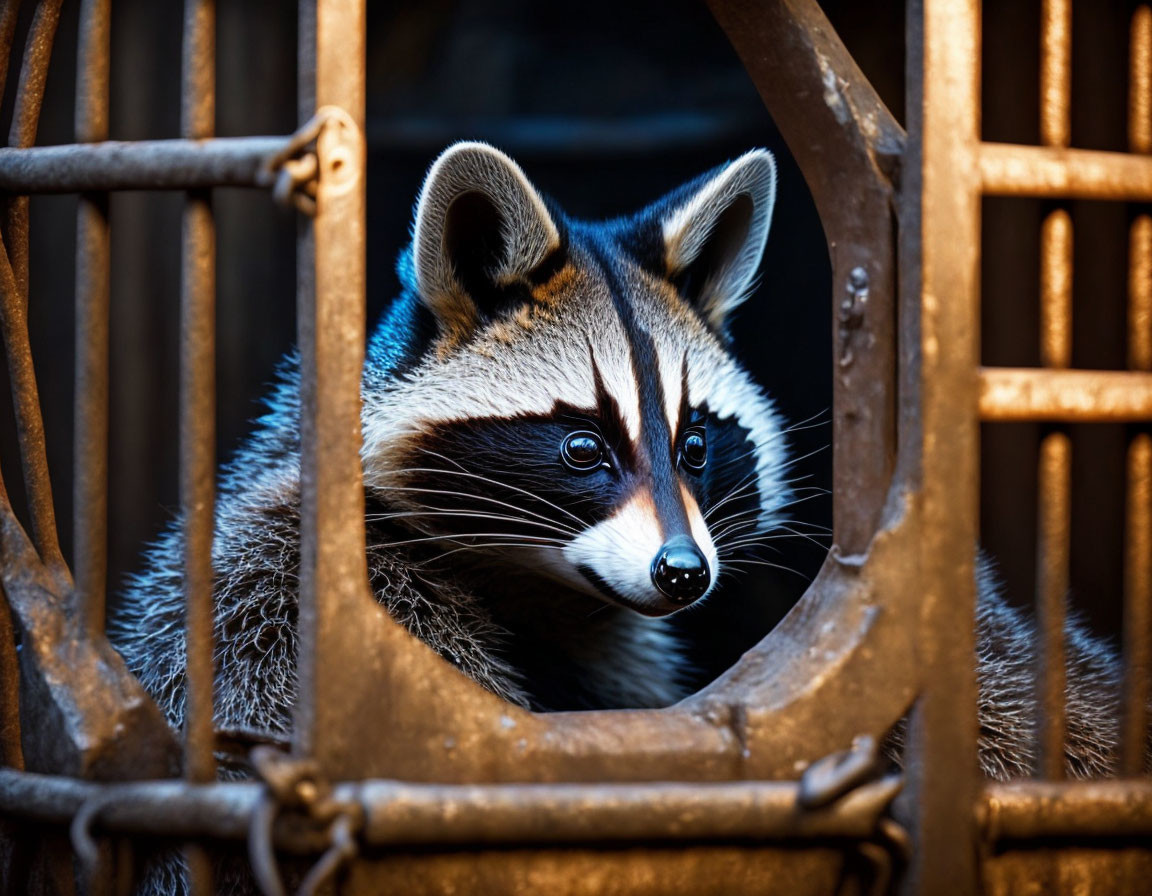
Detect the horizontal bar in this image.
<box><xmin>982</xmin><ymin>780</ymin><xmax>1152</xmax><ymax>841</ymax></box>
<box><xmin>981</xmin><ymin>142</ymin><xmax>1152</xmax><ymax>201</ymax></box>
<box><xmin>980</xmin><ymin>367</ymin><xmax>1152</xmax><ymax>421</ymax></box>
<box><xmin>0</xmin><ymin>768</ymin><xmax>901</xmax><ymax>849</ymax></box>
<box><xmin>0</xmin><ymin>136</ymin><xmax>291</xmax><ymax>193</ymax></box>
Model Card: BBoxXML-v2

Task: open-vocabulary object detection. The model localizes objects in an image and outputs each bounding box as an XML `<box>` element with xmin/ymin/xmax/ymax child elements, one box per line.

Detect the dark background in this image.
<box><xmin>0</xmin><ymin>0</ymin><xmax>1141</xmax><ymax>686</ymax></box>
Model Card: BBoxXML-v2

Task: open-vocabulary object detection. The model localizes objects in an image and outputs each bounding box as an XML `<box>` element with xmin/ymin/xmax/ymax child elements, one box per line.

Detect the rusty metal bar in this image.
<box><xmin>979</xmin><ymin>368</ymin><xmax>1152</xmax><ymax>421</ymax></box>
<box><xmin>1124</xmin><ymin>7</ymin><xmax>1152</xmax><ymax>779</ymax></box>
<box><xmin>73</xmin><ymin>0</ymin><xmax>111</xmax><ymax>638</ymax></box>
<box><xmin>706</xmin><ymin>0</ymin><xmax>903</xmax><ymax>558</ymax></box>
<box><xmin>292</xmin><ymin>0</ymin><xmax>369</xmax><ymax>772</ymax></box>
<box><xmin>0</xmin><ymin>0</ymin><xmax>65</xmax><ymax>577</ymax></box>
<box><xmin>982</xmin><ymin>779</ymin><xmax>1152</xmax><ymax>840</ymax></box>
<box><xmin>180</xmin><ymin>0</ymin><xmax>217</xmax><ymax>891</ymax></box>
<box><xmin>0</xmin><ymin>2</ymin><xmax>22</xmax><ymax>107</ymax></box>
<box><xmin>1034</xmin><ymin>431</ymin><xmax>1071</xmax><ymax>778</ymax></box>
<box><xmin>5</xmin><ymin>0</ymin><xmax>64</xmax><ymax>312</ymax></box>
<box><xmin>0</xmin><ymin>231</ymin><xmax>65</xmax><ymax>575</ymax></box>
<box><xmin>980</xmin><ymin>142</ymin><xmax>1152</xmax><ymax>200</ymax></box>
<box><xmin>0</xmin><ymin>136</ymin><xmax>292</xmax><ymax>193</ymax></box>
<box><xmin>903</xmin><ymin>0</ymin><xmax>981</xmax><ymax>892</ymax></box>
<box><xmin>1125</xmin><ymin>434</ymin><xmax>1152</xmax><ymax>775</ymax></box>
<box><xmin>1040</xmin><ymin>0</ymin><xmax>1071</xmax><ymax>148</ymax></box>
<box><xmin>1132</xmin><ymin>7</ymin><xmax>1152</xmax><ymax>155</ymax></box>
<box><xmin>1035</xmin><ymin>0</ymin><xmax>1074</xmax><ymax>775</ymax></box>
<box><xmin>0</xmin><ymin>767</ymin><xmax>903</xmax><ymax>847</ymax></box>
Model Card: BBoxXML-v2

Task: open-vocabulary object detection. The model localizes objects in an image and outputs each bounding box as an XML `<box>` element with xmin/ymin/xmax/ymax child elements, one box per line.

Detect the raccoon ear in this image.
<box><xmin>661</xmin><ymin>149</ymin><xmax>777</xmax><ymax>333</ymax></box>
<box><xmin>411</xmin><ymin>141</ymin><xmax>561</xmax><ymax>336</ymax></box>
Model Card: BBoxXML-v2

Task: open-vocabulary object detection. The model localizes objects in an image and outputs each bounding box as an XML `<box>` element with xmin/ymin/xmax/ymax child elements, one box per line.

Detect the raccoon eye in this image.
<box><xmin>680</xmin><ymin>429</ymin><xmax>707</xmax><ymax>471</ymax></box>
<box><xmin>561</xmin><ymin>431</ymin><xmax>605</xmax><ymax>471</ymax></box>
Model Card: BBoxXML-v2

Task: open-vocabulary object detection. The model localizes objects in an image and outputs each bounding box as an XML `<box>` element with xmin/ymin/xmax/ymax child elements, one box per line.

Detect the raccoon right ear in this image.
<box><xmin>660</xmin><ymin>149</ymin><xmax>777</xmax><ymax>334</ymax></box>
<box><xmin>411</xmin><ymin>142</ymin><xmax>562</xmax><ymax>338</ymax></box>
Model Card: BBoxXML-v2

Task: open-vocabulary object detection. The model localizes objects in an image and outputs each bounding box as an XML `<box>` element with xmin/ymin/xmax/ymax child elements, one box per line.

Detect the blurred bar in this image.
<box><xmin>1035</xmin><ymin>0</ymin><xmax>1073</xmax><ymax>774</ymax></box>
<box><xmin>73</xmin><ymin>0</ymin><xmax>111</xmax><ymax>637</ymax></box>
<box><xmin>979</xmin><ymin>368</ymin><xmax>1152</xmax><ymax>421</ymax></box>
<box><xmin>0</xmin><ymin>0</ymin><xmax>64</xmax><ymax>574</ymax></box>
<box><xmin>0</xmin><ymin>137</ymin><xmax>291</xmax><ymax>193</ymax></box>
<box><xmin>981</xmin><ymin>143</ymin><xmax>1152</xmax><ymax>200</ymax></box>
<box><xmin>181</xmin><ymin>0</ymin><xmax>216</xmax><ymax>891</ymax></box>
<box><xmin>1035</xmin><ymin>204</ymin><xmax>1072</xmax><ymax>778</ymax></box>
<box><xmin>1124</xmin><ymin>6</ymin><xmax>1152</xmax><ymax>777</ymax></box>
<box><xmin>982</xmin><ymin>778</ymin><xmax>1152</xmax><ymax>841</ymax></box>
<box><xmin>6</xmin><ymin>0</ymin><xmax>64</xmax><ymax>307</ymax></box>
<box><xmin>1040</xmin><ymin>0</ymin><xmax>1071</xmax><ymax>148</ymax></box>
<box><xmin>293</xmin><ymin>0</ymin><xmax>368</xmax><ymax>768</ymax></box>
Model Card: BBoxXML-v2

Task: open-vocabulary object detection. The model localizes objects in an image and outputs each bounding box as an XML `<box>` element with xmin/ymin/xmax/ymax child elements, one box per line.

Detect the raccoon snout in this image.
<box><xmin>650</xmin><ymin>535</ymin><xmax>711</xmax><ymax>604</ymax></box>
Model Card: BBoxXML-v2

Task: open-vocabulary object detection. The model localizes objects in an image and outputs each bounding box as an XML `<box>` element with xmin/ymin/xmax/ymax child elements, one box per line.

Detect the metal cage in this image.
<box><xmin>0</xmin><ymin>0</ymin><xmax>1148</xmax><ymax>893</ymax></box>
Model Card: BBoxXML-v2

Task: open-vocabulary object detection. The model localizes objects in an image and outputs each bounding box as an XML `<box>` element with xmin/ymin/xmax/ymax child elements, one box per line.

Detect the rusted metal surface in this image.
<box><xmin>292</xmin><ymin>0</ymin><xmax>374</xmax><ymax>773</ymax></box>
<box><xmin>0</xmin><ymin>136</ymin><xmax>295</xmax><ymax>193</ymax></box>
<box><xmin>707</xmin><ymin>0</ymin><xmax>903</xmax><ymax>560</ymax></box>
<box><xmin>981</xmin><ymin>779</ymin><xmax>1152</xmax><ymax>841</ymax></box>
<box><xmin>901</xmin><ymin>1</ymin><xmax>981</xmax><ymax>894</ymax></box>
<box><xmin>5</xmin><ymin>0</ymin><xmax>64</xmax><ymax>323</ymax></box>
<box><xmin>74</xmin><ymin>0</ymin><xmax>112</xmax><ymax>639</ymax></box>
<box><xmin>181</xmin><ymin>2</ymin><xmax>218</xmax><ymax>892</ymax></box>
<box><xmin>979</xmin><ymin>368</ymin><xmax>1152</xmax><ymax>422</ymax></box>
<box><xmin>0</xmin><ymin>767</ymin><xmax>902</xmax><ymax>848</ymax></box>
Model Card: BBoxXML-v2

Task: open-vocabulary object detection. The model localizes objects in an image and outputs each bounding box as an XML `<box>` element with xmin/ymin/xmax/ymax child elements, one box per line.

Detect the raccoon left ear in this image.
<box><xmin>412</xmin><ymin>142</ymin><xmax>562</xmax><ymax>338</ymax></box>
<box><xmin>660</xmin><ymin>149</ymin><xmax>777</xmax><ymax>333</ymax></box>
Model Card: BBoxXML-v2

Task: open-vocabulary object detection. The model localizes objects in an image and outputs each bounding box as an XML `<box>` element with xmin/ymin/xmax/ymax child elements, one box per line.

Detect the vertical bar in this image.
<box><xmin>902</xmin><ymin>0</ymin><xmax>981</xmax><ymax>892</ymax></box>
<box><xmin>74</xmin><ymin>0</ymin><xmax>111</xmax><ymax>638</ymax></box>
<box><xmin>181</xmin><ymin>0</ymin><xmax>216</xmax><ymax>891</ymax></box>
<box><xmin>1035</xmin><ymin>206</ymin><xmax>1072</xmax><ymax>780</ymax></box>
<box><xmin>1124</xmin><ymin>6</ymin><xmax>1152</xmax><ymax>776</ymax></box>
<box><xmin>1040</xmin><ymin>0</ymin><xmax>1072</xmax><ymax>148</ymax></box>
<box><xmin>6</xmin><ymin>0</ymin><xmax>64</xmax><ymax>310</ymax></box>
<box><xmin>1</xmin><ymin>0</ymin><xmax>64</xmax><ymax>575</ymax></box>
<box><xmin>294</xmin><ymin>0</ymin><xmax>367</xmax><ymax>766</ymax></box>
<box><xmin>1033</xmin><ymin>0</ymin><xmax>1074</xmax><ymax>782</ymax></box>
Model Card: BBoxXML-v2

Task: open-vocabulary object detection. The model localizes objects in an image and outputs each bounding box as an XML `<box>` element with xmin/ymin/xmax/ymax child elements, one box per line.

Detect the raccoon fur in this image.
<box><xmin>114</xmin><ymin>142</ymin><xmax>1127</xmax><ymax>787</ymax></box>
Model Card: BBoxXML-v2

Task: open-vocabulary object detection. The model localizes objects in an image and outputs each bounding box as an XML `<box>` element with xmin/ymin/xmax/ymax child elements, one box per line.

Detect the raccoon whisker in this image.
<box><xmin>774</xmin><ymin>443</ymin><xmax>831</xmax><ymax>475</ymax></box>
<box><xmin>367</xmin><ymin>507</ymin><xmax>580</xmax><ymax>539</ymax></box>
<box><xmin>392</xmin><ymin>464</ymin><xmax>588</xmax><ymax>528</ymax></box>
<box><xmin>721</xmin><ymin>529</ymin><xmax>829</xmax><ymax>551</ymax></box>
<box><xmin>780</xmin><ymin>410</ymin><xmax>831</xmax><ymax>434</ymax></box>
<box><xmin>719</xmin><ymin>557</ymin><xmax>812</xmax><ymax>581</ymax></box>
<box><xmin>702</xmin><ymin>472</ymin><xmax>762</xmax><ymax>520</ymax></box>
<box><xmin>412</xmin><ymin>541</ymin><xmax>567</xmax><ymax>565</ymax></box>
<box><xmin>369</xmin><ymin>483</ymin><xmax>582</xmax><ymax>535</ymax></box>
<box><xmin>367</xmin><ymin>531</ymin><xmax>568</xmax><ymax>552</ymax></box>
<box><xmin>770</xmin><ymin>516</ymin><xmax>834</xmax><ymax>533</ymax></box>
<box><xmin>711</xmin><ymin>519</ymin><xmax>762</xmax><ymax>543</ymax></box>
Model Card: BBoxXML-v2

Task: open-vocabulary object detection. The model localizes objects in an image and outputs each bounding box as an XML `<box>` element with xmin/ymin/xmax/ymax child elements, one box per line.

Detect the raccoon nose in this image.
<box><xmin>651</xmin><ymin>535</ymin><xmax>710</xmax><ymax>604</ymax></box>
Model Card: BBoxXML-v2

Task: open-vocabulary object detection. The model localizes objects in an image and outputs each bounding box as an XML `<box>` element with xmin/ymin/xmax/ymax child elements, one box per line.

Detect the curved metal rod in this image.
<box><xmin>707</xmin><ymin>0</ymin><xmax>905</xmax><ymax>558</ymax></box>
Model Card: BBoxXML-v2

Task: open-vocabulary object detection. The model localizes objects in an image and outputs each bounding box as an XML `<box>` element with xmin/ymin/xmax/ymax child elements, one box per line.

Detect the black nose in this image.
<box><xmin>650</xmin><ymin>535</ymin><xmax>710</xmax><ymax>604</ymax></box>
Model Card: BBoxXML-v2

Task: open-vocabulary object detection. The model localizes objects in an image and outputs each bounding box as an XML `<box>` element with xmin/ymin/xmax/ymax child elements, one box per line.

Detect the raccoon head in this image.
<box><xmin>362</xmin><ymin>142</ymin><xmax>790</xmax><ymax>618</ymax></box>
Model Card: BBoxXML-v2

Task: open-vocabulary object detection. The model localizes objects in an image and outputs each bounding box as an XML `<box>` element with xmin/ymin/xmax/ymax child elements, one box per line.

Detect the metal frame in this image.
<box><xmin>0</xmin><ymin>0</ymin><xmax>1148</xmax><ymax>893</ymax></box>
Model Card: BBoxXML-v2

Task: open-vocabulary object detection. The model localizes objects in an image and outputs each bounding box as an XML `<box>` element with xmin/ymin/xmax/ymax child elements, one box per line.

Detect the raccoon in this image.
<box><xmin>113</xmin><ymin>142</ymin><xmax>1124</xmax><ymax>782</ymax></box>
